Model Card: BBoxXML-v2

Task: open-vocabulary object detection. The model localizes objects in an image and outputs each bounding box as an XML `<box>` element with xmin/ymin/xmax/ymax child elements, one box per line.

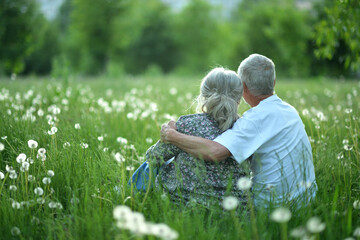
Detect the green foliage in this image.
<box><xmin>65</xmin><ymin>0</ymin><xmax>121</xmax><ymax>74</ymax></box>
<box><xmin>173</xmin><ymin>0</ymin><xmax>222</xmax><ymax>73</ymax></box>
<box><xmin>314</xmin><ymin>0</ymin><xmax>360</xmax><ymax>71</ymax></box>
<box><xmin>111</xmin><ymin>0</ymin><xmax>178</xmax><ymax>74</ymax></box>
<box><xmin>0</xmin><ymin>76</ymin><xmax>359</xmax><ymax>239</ymax></box>
<box><xmin>231</xmin><ymin>0</ymin><xmax>312</xmax><ymax>77</ymax></box>
<box><xmin>0</xmin><ymin>0</ymin><xmax>41</xmax><ymax>74</ymax></box>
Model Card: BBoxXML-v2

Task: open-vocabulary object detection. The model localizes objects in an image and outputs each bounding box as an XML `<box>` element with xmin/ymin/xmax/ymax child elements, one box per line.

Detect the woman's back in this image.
<box><xmin>147</xmin><ymin>113</ymin><xmax>247</xmax><ymax>205</ymax></box>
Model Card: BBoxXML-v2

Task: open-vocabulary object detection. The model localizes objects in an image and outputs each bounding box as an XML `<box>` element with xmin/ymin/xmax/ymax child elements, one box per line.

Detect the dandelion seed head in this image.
<box><xmin>16</xmin><ymin>153</ymin><xmax>27</xmax><ymax>163</ymax></box>
<box><xmin>145</xmin><ymin>138</ymin><xmax>153</xmax><ymax>144</ymax></box>
<box><xmin>20</xmin><ymin>161</ymin><xmax>30</xmax><ymax>172</ymax></box>
<box><xmin>0</xmin><ymin>142</ymin><xmax>4</xmax><ymax>151</ymax></box>
<box><xmin>31</xmin><ymin>216</ymin><xmax>40</xmax><ymax>225</ymax></box>
<box><xmin>113</xmin><ymin>205</ymin><xmax>132</xmax><ymax>221</ymax></box>
<box><xmin>114</xmin><ymin>152</ymin><xmax>125</xmax><ymax>163</ymax></box>
<box><xmin>28</xmin><ymin>139</ymin><xmax>38</xmax><ymax>149</ymax></box>
<box><xmin>290</xmin><ymin>226</ymin><xmax>307</xmax><ymax>238</ymax></box>
<box><xmin>0</xmin><ymin>171</ymin><xmax>4</xmax><ymax>180</ymax></box>
<box><xmin>353</xmin><ymin>200</ymin><xmax>360</xmax><ymax>209</ymax></box>
<box><xmin>42</xmin><ymin>177</ymin><xmax>51</xmax><ymax>185</ymax></box>
<box><xmin>116</xmin><ymin>137</ymin><xmax>128</xmax><ymax>145</ymax></box>
<box><xmin>38</xmin><ymin>148</ymin><xmax>46</xmax><ymax>155</ymax></box>
<box><xmin>11</xmin><ymin>227</ymin><xmax>21</xmax><ymax>236</ymax></box>
<box><xmin>236</xmin><ymin>177</ymin><xmax>252</xmax><ymax>191</ymax></box>
<box><xmin>9</xmin><ymin>185</ymin><xmax>17</xmax><ymax>191</ymax></box>
<box><xmin>63</xmin><ymin>142</ymin><xmax>70</xmax><ymax>148</ymax></box>
<box><xmin>306</xmin><ymin>217</ymin><xmax>326</xmax><ymax>233</ymax></box>
<box><xmin>47</xmin><ymin>170</ymin><xmax>55</xmax><ymax>177</ymax></box>
<box><xmin>354</xmin><ymin>227</ymin><xmax>360</xmax><ymax>237</ymax></box>
<box><xmin>48</xmin><ymin>201</ymin><xmax>57</xmax><ymax>208</ymax></box>
<box><xmin>169</xmin><ymin>88</ymin><xmax>178</xmax><ymax>95</ymax></box>
<box><xmin>270</xmin><ymin>207</ymin><xmax>292</xmax><ymax>223</ymax></box>
<box><xmin>80</xmin><ymin>143</ymin><xmax>88</xmax><ymax>149</ymax></box>
<box><xmin>9</xmin><ymin>171</ymin><xmax>17</xmax><ymax>179</ymax></box>
<box><xmin>37</xmin><ymin>198</ymin><xmax>45</xmax><ymax>204</ymax></box>
<box><xmin>12</xmin><ymin>201</ymin><xmax>21</xmax><ymax>209</ymax></box>
<box><xmin>74</xmin><ymin>123</ymin><xmax>81</xmax><ymax>129</ymax></box>
<box><xmin>126</xmin><ymin>166</ymin><xmax>135</xmax><ymax>171</ymax></box>
<box><xmin>222</xmin><ymin>196</ymin><xmax>239</xmax><ymax>211</ymax></box>
<box><xmin>34</xmin><ymin>187</ymin><xmax>44</xmax><ymax>196</ymax></box>
<box><xmin>28</xmin><ymin>175</ymin><xmax>35</xmax><ymax>182</ymax></box>
<box><xmin>37</xmin><ymin>153</ymin><xmax>46</xmax><ymax>161</ymax></box>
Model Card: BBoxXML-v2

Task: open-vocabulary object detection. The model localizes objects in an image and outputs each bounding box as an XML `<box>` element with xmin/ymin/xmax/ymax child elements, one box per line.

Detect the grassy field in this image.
<box><xmin>0</xmin><ymin>75</ymin><xmax>359</xmax><ymax>240</ymax></box>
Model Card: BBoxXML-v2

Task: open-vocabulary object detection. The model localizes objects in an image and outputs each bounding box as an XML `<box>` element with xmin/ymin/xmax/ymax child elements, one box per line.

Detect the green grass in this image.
<box><xmin>0</xmin><ymin>75</ymin><xmax>359</xmax><ymax>239</ymax></box>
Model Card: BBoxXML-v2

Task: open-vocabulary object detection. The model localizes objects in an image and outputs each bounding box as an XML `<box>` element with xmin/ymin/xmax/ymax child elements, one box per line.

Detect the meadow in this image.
<box><xmin>0</xmin><ymin>75</ymin><xmax>359</xmax><ymax>240</ymax></box>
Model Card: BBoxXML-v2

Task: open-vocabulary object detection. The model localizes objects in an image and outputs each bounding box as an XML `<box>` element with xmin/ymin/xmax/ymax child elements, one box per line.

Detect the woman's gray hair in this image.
<box><xmin>197</xmin><ymin>67</ymin><xmax>243</xmax><ymax>132</ymax></box>
<box><xmin>237</xmin><ymin>54</ymin><xmax>276</xmax><ymax>96</ymax></box>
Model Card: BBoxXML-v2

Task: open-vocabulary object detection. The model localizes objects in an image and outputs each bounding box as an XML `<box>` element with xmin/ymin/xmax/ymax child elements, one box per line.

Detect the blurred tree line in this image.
<box><xmin>0</xmin><ymin>0</ymin><xmax>358</xmax><ymax>78</ymax></box>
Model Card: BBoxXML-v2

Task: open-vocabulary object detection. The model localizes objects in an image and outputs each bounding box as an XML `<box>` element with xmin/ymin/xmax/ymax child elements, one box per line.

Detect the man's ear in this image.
<box><xmin>243</xmin><ymin>82</ymin><xmax>248</xmax><ymax>92</ymax></box>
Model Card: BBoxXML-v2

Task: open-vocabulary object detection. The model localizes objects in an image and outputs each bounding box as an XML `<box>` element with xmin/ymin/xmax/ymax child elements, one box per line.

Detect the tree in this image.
<box><xmin>65</xmin><ymin>0</ymin><xmax>121</xmax><ymax>74</ymax></box>
<box><xmin>111</xmin><ymin>0</ymin><xmax>178</xmax><ymax>74</ymax></box>
<box><xmin>314</xmin><ymin>0</ymin><xmax>360</xmax><ymax>72</ymax></box>
<box><xmin>230</xmin><ymin>0</ymin><xmax>312</xmax><ymax>77</ymax></box>
<box><xmin>0</xmin><ymin>0</ymin><xmax>40</xmax><ymax>75</ymax></box>
<box><xmin>173</xmin><ymin>0</ymin><xmax>222</xmax><ymax>73</ymax></box>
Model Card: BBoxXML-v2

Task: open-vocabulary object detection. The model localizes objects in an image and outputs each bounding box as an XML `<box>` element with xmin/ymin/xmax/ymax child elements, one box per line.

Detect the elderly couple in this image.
<box><xmin>132</xmin><ymin>54</ymin><xmax>317</xmax><ymax>208</ymax></box>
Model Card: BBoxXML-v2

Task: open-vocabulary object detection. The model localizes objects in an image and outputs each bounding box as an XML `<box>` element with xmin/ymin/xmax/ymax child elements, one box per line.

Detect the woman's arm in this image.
<box><xmin>160</xmin><ymin>121</ymin><xmax>231</xmax><ymax>162</ymax></box>
<box><xmin>145</xmin><ymin>140</ymin><xmax>180</xmax><ymax>166</ymax></box>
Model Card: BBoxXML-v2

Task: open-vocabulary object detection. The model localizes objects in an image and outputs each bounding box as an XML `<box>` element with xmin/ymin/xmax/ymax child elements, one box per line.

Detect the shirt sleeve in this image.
<box><xmin>214</xmin><ymin>117</ymin><xmax>263</xmax><ymax>164</ymax></box>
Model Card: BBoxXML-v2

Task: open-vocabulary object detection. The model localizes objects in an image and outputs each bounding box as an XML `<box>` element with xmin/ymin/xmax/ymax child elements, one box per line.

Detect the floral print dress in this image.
<box><xmin>146</xmin><ymin>113</ymin><xmax>248</xmax><ymax>206</ymax></box>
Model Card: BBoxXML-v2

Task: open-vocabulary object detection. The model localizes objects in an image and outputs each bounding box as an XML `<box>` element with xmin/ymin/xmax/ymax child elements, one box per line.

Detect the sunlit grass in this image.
<box><xmin>0</xmin><ymin>75</ymin><xmax>359</xmax><ymax>239</ymax></box>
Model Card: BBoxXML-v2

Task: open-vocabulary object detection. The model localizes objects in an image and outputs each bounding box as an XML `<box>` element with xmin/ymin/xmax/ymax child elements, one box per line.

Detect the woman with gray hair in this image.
<box><xmin>145</xmin><ymin>67</ymin><xmax>248</xmax><ymax>206</ymax></box>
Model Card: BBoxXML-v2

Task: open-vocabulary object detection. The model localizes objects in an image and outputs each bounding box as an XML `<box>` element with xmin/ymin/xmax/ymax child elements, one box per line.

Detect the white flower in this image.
<box><xmin>354</xmin><ymin>227</ymin><xmax>360</xmax><ymax>237</ymax></box>
<box><xmin>98</xmin><ymin>136</ymin><xmax>104</xmax><ymax>141</ymax></box>
<box><xmin>290</xmin><ymin>226</ymin><xmax>307</xmax><ymax>238</ymax></box>
<box><xmin>270</xmin><ymin>207</ymin><xmax>292</xmax><ymax>223</ymax></box>
<box><xmin>9</xmin><ymin>171</ymin><xmax>17</xmax><ymax>179</ymax></box>
<box><xmin>306</xmin><ymin>217</ymin><xmax>326</xmax><ymax>233</ymax></box>
<box><xmin>34</xmin><ymin>187</ymin><xmax>44</xmax><ymax>196</ymax></box>
<box><xmin>116</xmin><ymin>137</ymin><xmax>128</xmax><ymax>144</ymax></box>
<box><xmin>12</xmin><ymin>202</ymin><xmax>21</xmax><ymax>209</ymax></box>
<box><xmin>11</xmin><ymin>227</ymin><xmax>21</xmax><ymax>236</ymax></box>
<box><xmin>28</xmin><ymin>175</ymin><xmax>35</xmax><ymax>182</ymax></box>
<box><xmin>113</xmin><ymin>205</ymin><xmax>132</xmax><ymax>221</ymax></box>
<box><xmin>126</xmin><ymin>166</ymin><xmax>135</xmax><ymax>171</ymax></box>
<box><xmin>63</xmin><ymin>142</ymin><xmax>71</xmax><ymax>148</ymax></box>
<box><xmin>0</xmin><ymin>171</ymin><xmax>4</xmax><ymax>180</ymax></box>
<box><xmin>48</xmin><ymin>201</ymin><xmax>57</xmax><ymax>208</ymax></box>
<box><xmin>74</xmin><ymin>123</ymin><xmax>81</xmax><ymax>129</ymax></box>
<box><xmin>169</xmin><ymin>88</ymin><xmax>178</xmax><ymax>95</ymax></box>
<box><xmin>47</xmin><ymin>170</ymin><xmax>55</xmax><ymax>177</ymax></box>
<box><xmin>42</xmin><ymin>177</ymin><xmax>51</xmax><ymax>184</ymax></box>
<box><xmin>0</xmin><ymin>142</ymin><xmax>4</xmax><ymax>151</ymax></box>
<box><xmin>38</xmin><ymin>148</ymin><xmax>46</xmax><ymax>155</ymax></box>
<box><xmin>237</xmin><ymin>177</ymin><xmax>252</xmax><ymax>191</ymax></box>
<box><xmin>37</xmin><ymin>153</ymin><xmax>46</xmax><ymax>161</ymax></box>
<box><xmin>222</xmin><ymin>196</ymin><xmax>239</xmax><ymax>211</ymax></box>
<box><xmin>80</xmin><ymin>143</ymin><xmax>88</xmax><ymax>149</ymax></box>
<box><xmin>9</xmin><ymin>185</ymin><xmax>17</xmax><ymax>191</ymax></box>
<box><xmin>353</xmin><ymin>200</ymin><xmax>360</xmax><ymax>209</ymax></box>
<box><xmin>20</xmin><ymin>161</ymin><xmax>30</xmax><ymax>172</ymax></box>
<box><xmin>114</xmin><ymin>152</ymin><xmax>125</xmax><ymax>162</ymax></box>
<box><xmin>16</xmin><ymin>153</ymin><xmax>27</xmax><ymax>163</ymax></box>
<box><xmin>28</xmin><ymin>140</ymin><xmax>38</xmax><ymax>149</ymax></box>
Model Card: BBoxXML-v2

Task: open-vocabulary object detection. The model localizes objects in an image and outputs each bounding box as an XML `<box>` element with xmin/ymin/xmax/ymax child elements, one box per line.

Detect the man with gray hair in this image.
<box><xmin>160</xmin><ymin>54</ymin><xmax>317</xmax><ymax>207</ymax></box>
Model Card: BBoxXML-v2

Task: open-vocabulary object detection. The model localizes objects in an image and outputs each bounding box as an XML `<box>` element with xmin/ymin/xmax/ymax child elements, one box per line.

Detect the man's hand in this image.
<box><xmin>160</xmin><ymin>120</ymin><xmax>177</xmax><ymax>143</ymax></box>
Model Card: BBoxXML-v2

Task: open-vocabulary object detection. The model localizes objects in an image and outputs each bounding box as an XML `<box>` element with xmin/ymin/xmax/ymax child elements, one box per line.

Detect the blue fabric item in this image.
<box><xmin>128</xmin><ymin>157</ymin><xmax>174</xmax><ymax>191</ymax></box>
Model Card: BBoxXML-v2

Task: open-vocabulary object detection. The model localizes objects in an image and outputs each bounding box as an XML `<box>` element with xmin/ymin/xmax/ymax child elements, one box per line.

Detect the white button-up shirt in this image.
<box><xmin>214</xmin><ymin>95</ymin><xmax>317</xmax><ymax>206</ymax></box>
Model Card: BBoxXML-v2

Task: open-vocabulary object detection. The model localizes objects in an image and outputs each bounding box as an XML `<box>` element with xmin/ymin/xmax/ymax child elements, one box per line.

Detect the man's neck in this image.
<box><xmin>249</xmin><ymin>94</ymin><xmax>273</xmax><ymax>107</ymax></box>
